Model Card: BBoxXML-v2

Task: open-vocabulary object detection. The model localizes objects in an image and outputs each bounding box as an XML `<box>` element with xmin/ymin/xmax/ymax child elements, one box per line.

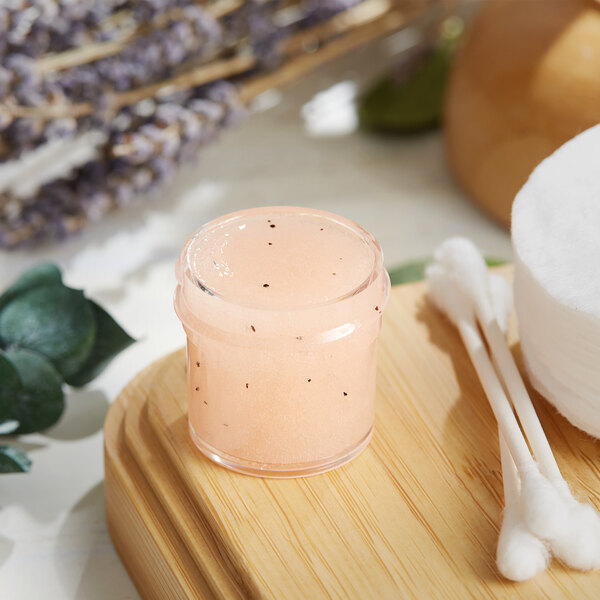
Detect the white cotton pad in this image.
<box><xmin>512</xmin><ymin>124</ymin><xmax>600</xmax><ymax>437</ymax></box>
<box><xmin>513</xmin><ymin>124</ymin><xmax>600</xmax><ymax>318</ymax></box>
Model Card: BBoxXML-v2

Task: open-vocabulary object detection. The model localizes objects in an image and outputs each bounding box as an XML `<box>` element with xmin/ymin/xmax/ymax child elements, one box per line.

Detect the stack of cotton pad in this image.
<box><xmin>512</xmin><ymin>124</ymin><xmax>600</xmax><ymax>437</ymax></box>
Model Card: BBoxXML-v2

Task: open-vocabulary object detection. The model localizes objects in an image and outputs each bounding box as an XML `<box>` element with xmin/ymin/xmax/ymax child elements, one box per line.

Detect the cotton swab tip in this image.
<box><xmin>425</xmin><ymin>263</ymin><xmax>473</xmax><ymax>328</ymax></box>
<box><xmin>433</xmin><ymin>237</ymin><xmax>491</xmax><ymax>309</ymax></box>
<box><xmin>519</xmin><ymin>466</ymin><xmax>571</xmax><ymax>540</ymax></box>
<box><xmin>550</xmin><ymin>481</ymin><xmax>600</xmax><ymax>570</ymax></box>
<box><xmin>497</xmin><ymin>509</ymin><xmax>550</xmax><ymax>581</ymax></box>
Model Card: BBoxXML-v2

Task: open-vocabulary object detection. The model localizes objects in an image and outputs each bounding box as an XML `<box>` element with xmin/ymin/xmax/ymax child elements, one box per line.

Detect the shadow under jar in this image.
<box><xmin>174</xmin><ymin>206</ymin><xmax>390</xmax><ymax>478</ymax></box>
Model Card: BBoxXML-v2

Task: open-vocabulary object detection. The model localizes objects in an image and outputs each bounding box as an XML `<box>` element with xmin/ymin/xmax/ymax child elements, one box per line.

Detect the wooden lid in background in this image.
<box><xmin>444</xmin><ymin>0</ymin><xmax>600</xmax><ymax>228</ymax></box>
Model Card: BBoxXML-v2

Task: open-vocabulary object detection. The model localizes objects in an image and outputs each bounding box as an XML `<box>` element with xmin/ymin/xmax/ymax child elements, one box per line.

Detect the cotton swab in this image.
<box><xmin>489</xmin><ymin>272</ymin><xmax>512</xmax><ymax>336</ymax></box>
<box><xmin>426</xmin><ymin>265</ymin><xmax>570</xmax><ymax>541</ymax></box>
<box><xmin>434</xmin><ymin>238</ymin><xmax>562</xmax><ymax>481</ymax></box>
<box><xmin>496</xmin><ymin>432</ymin><xmax>550</xmax><ymax>581</ymax></box>
<box><xmin>488</xmin><ymin>275</ymin><xmax>551</xmax><ymax>580</ymax></box>
<box><xmin>428</xmin><ymin>265</ymin><xmax>562</xmax><ymax>580</ymax></box>
<box><xmin>436</xmin><ymin>237</ymin><xmax>600</xmax><ymax>570</ymax></box>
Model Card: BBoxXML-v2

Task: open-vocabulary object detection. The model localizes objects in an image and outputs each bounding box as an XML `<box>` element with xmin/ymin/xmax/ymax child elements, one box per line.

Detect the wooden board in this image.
<box><xmin>104</xmin><ymin>268</ymin><xmax>600</xmax><ymax>599</ymax></box>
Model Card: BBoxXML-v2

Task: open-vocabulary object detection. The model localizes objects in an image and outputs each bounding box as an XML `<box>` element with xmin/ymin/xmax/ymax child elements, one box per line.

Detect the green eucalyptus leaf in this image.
<box><xmin>0</xmin><ymin>353</ymin><xmax>20</xmax><ymax>421</ymax></box>
<box><xmin>3</xmin><ymin>349</ymin><xmax>64</xmax><ymax>434</ymax></box>
<box><xmin>0</xmin><ymin>445</ymin><xmax>32</xmax><ymax>473</ymax></box>
<box><xmin>0</xmin><ymin>264</ymin><xmax>62</xmax><ymax>312</ymax></box>
<box><xmin>388</xmin><ymin>256</ymin><xmax>507</xmax><ymax>286</ymax></box>
<box><xmin>388</xmin><ymin>260</ymin><xmax>429</xmax><ymax>286</ymax></box>
<box><xmin>0</xmin><ymin>285</ymin><xmax>96</xmax><ymax>378</ymax></box>
<box><xmin>358</xmin><ymin>45</ymin><xmax>451</xmax><ymax>133</ymax></box>
<box><xmin>484</xmin><ymin>257</ymin><xmax>506</xmax><ymax>268</ymax></box>
<box><xmin>358</xmin><ymin>21</ymin><xmax>462</xmax><ymax>134</ymax></box>
<box><xmin>65</xmin><ymin>301</ymin><xmax>135</xmax><ymax>387</ymax></box>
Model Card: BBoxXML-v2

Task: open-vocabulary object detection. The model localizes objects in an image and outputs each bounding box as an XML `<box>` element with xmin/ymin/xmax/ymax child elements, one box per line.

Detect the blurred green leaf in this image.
<box><xmin>65</xmin><ymin>301</ymin><xmax>135</xmax><ymax>387</ymax></box>
<box><xmin>388</xmin><ymin>260</ymin><xmax>430</xmax><ymax>286</ymax></box>
<box><xmin>0</xmin><ymin>354</ymin><xmax>20</xmax><ymax>421</ymax></box>
<box><xmin>0</xmin><ymin>445</ymin><xmax>31</xmax><ymax>473</ymax></box>
<box><xmin>3</xmin><ymin>349</ymin><xmax>64</xmax><ymax>434</ymax></box>
<box><xmin>0</xmin><ymin>286</ymin><xmax>96</xmax><ymax>378</ymax></box>
<box><xmin>0</xmin><ymin>264</ymin><xmax>62</xmax><ymax>312</ymax></box>
<box><xmin>483</xmin><ymin>257</ymin><xmax>506</xmax><ymax>268</ymax></box>
<box><xmin>358</xmin><ymin>19</ymin><xmax>462</xmax><ymax>134</ymax></box>
<box><xmin>359</xmin><ymin>46</ymin><xmax>451</xmax><ymax>133</ymax></box>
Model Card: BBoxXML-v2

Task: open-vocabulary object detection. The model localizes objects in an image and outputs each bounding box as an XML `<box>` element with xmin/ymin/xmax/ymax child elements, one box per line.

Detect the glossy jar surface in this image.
<box><xmin>174</xmin><ymin>206</ymin><xmax>390</xmax><ymax>477</ymax></box>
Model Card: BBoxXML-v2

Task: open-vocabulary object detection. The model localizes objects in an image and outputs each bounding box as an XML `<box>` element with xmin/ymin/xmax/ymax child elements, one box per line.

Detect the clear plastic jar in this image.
<box><xmin>174</xmin><ymin>206</ymin><xmax>390</xmax><ymax>477</ymax></box>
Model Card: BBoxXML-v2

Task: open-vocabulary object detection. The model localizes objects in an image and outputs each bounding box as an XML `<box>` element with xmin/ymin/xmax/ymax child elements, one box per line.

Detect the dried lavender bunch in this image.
<box><xmin>0</xmin><ymin>1</ymin><xmax>216</xmax><ymax>103</ymax></box>
<box><xmin>0</xmin><ymin>0</ymin><xmax>375</xmax><ymax>248</ymax></box>
<box><xmin>0</xmin><ymin>82</ymin><xmax>244</xmax><ymax>248</ymax></box>
<box><xmin>0</xmin><ymin>0</ymin><xmax>200</xmax><ymax>60</ymax></box>
<box><xmin>0</xmin><ymin>0</ymin><xmax>128</xmax><ymax>59</ymax></box>
<box><xmin>0</xmin><ymin>53</ymin><xmax>73</xmax><ymax>161</ymax></box>
<box><xmin>301</xmin><ymin>0</ymin><xmax>365</xmax><ymax>22</ymax></box>
<box><xmin>221</xmin><ymin>0</ymin><xmax>287</xmax><ymax>69</ymax></box>
<box><xmin>55</xmin><ymin>5</ymin><xmax>222</xmax><ymax>102</ymax></box>
<box><xmin>0</xmin><ymin>3</ymin><xmax>221</xmax><ymax>161</ymax></box>
<box><xmin>0</xmin><ymin>53</ymin><xmax>46</xmax><ymax>105</ymax></box>
<box><xmin>229</xmin><ymin>0</ymin><xmax>365</xmax><ymax>67</ymax></box>
<box><xmin>125</xmin><ymin>0</ymin><xmax>196</xmax><ymax>22</ymax></box>
<box><xmin>0</xmin><ymin>114</ymin><xmax>79</xmax><ymax>164</ymax></box>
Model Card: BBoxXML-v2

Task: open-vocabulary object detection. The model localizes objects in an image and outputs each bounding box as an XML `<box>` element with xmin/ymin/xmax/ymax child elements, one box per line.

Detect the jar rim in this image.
<box><xmin>180</xmin><ymin>206</ymin><xmax>387</xmax><ymax>312</ymax></box>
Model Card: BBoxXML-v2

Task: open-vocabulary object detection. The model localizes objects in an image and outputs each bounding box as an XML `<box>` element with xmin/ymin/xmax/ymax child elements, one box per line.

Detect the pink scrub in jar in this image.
<box><xmin>174</xmin><ymin>206</ymin><xmax>390</xmax><ymax>477</ymax></box>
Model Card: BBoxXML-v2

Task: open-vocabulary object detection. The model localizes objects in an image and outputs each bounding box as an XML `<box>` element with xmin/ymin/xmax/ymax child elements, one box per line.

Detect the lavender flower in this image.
<box><xmin>0</xmin><ymin>83</ymin><xmax>244</xmax><ymax>248</ymax></box>
<box><xmin>0</xmin><ymin>3</ymin><xmax>221</xmax><ymax>162</ymax></box>
<box><xmin>222</xmin><ymin>0</ymin><xmax>286</xmax><ymax>68</ymax></box>
<box><xmin>0</xmin><ymin>1</ymin><xmax>127</xmax><ymax>59</ymax></box>
<box><xmin>0</xmin><ymin>0</ymin><xmax>201</xmax><ymax>59</ymax></box>
<box><xmin>0</xmin><ymin>0</ymin><xmax>370</xmax><ymax>247</ymax></box>
<box><xmin>55</xmin><ymin>6</ymin><xmax>221</xmax><ymax>102</ymax></box>
<box><xmin>301</xmin><ymin>0</ymin><xmax>364</xmax><ymax>22</ymax></box>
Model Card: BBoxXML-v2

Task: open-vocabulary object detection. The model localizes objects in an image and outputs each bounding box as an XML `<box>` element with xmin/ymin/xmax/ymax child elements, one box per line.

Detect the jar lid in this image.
<box><xmin>178</xmin><ymin>206</ymin><xmax>385</xmax><ymax>311</ymax></box>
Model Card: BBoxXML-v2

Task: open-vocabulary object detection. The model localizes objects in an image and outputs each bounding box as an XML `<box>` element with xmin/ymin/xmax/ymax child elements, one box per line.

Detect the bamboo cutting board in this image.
<box><xmin>104</xmin><ymin>268</ymin><xmax>600</xmax><ymax>599</ymax></box>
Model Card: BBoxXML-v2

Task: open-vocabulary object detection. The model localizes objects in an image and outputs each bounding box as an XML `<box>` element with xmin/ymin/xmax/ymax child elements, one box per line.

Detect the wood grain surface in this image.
<box><xmin>104</xmin><ymin>268</ymin><xmax>600</xmax><ymax>599</ymax></box>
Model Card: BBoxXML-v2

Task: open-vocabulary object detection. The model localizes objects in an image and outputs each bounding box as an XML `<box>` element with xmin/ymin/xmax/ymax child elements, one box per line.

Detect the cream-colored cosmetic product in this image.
<box><xmin>175</xmin><ymin>206</ymin><xmax>390</xmax><ymax>477</ymax></box>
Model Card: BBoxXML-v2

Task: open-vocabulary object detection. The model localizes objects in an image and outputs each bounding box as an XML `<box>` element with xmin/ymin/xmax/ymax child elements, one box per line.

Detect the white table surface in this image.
<box><xmin>0</xmin><ymin>42</ymin><xmax>510</xmax><ymax>599</ymax></box>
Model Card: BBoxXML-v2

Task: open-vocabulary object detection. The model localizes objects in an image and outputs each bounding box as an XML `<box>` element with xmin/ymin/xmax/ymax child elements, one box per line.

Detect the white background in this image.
<box><xmin>0</xmin><ymin>41</ymin><xmax>510</xmax><ymax>599</ymax></box>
